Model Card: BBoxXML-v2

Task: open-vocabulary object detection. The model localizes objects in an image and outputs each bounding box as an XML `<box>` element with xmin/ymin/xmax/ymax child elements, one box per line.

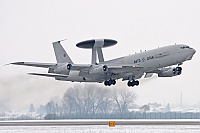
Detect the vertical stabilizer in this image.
<box><xmin>52</xmin><ymin>41</ymin><xmax>74</xmax><ymax>64</ymax></box>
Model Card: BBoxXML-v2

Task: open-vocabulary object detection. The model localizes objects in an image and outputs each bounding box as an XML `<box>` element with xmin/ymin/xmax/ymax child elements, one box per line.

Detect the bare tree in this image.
<box><xmin>82</xmin><ymin>85</ymin><xmax>103</xmax><ymax>116</ymax></box>
<box><xmin>98</xmin><ymin>88</ymin><xmax>113</xmax><ymax>115</ymax></box>
<box><xmin>112</xmin><ymin>89</ymin><xmax>136</xmax><ymax>115</ymax></box>
<box><xmin>46</xmin><ymin>101</ymin><xmax>54</xmax><ymax>114</ymax></box>
<box><xmin>29</xmin><ymin>103</ymin><xmax>35</xmax><ymax>112</ymax></box>
<box><xmin>62</xmin><ymin>85</ymin><xmax>115</xmax><ymax>117</ymax></box>
<box><xmin>61</xmin><ymin>85</ymin><xmax>137</xmax><ymax>118</ymax></box>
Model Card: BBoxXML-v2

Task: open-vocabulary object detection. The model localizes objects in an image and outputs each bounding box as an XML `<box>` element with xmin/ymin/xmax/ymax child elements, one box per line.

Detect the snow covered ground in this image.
<box><xmin>0</xmin><ymin>125</ymin><xmax>199</xmax><ymax>133</ymax></box>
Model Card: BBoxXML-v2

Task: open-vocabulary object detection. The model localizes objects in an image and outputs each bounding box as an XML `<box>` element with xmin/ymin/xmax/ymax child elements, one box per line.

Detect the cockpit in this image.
<box><xmin>180</xmin><ymin>45</ymin><xmax>192</xmax><ymax>49</ymax></box>
<box><xmin>179</xmin><ymin>45</ymin><xmax>196</xmax><ymax>61</ymax></box>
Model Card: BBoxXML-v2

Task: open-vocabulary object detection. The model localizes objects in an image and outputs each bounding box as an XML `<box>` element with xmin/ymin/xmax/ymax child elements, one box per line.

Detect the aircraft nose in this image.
<box><xmin>190</xmin><ymin>48</ymin><xmax>196</xmax><ymax>55</ymax></box>
<box><xmin>191</xmin><ymin>48</ymin><xmax>196</xmax><ymax>55</ymax></box>
<box><xmin>185</xmin><ymin>48</ymin><xmax>196</xmax><ymax>61</ymax></box>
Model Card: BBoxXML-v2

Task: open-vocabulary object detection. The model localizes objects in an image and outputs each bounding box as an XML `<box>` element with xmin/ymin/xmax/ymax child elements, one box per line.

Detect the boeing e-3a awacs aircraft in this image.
<box><xmin>10</xmin><ymin>39</ymin><xmax>196</xmax><ymax>87</ymax></box>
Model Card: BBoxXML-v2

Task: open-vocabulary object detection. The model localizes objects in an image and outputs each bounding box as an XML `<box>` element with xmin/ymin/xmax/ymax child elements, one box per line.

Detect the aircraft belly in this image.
<box><xmin>64</xmin><ymin>71</ymin><xmax>99</xmax><ymax>82</ymax></box>
<box><xmin>81</xmin><ymin>73</ymin><xmax>105</xmax><ymax>81</ymax></box>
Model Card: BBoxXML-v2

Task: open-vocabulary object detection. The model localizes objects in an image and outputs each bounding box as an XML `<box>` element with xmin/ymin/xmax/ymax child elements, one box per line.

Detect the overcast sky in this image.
<box><xmin>0</xmin><ymin>0</ymin><xmax>200</xmax><ymax>111</ymax></box>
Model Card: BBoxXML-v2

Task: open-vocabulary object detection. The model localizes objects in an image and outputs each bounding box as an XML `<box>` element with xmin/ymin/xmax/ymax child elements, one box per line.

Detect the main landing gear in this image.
<box><xmin>104</xmin><ymin>79</ymin><xmax>116</xmax><ymax>86</ymax></box>
<box><xmin>127</xmin><ymin>80</ymin><xmax>139</xmax><ymax>87</ymax></box>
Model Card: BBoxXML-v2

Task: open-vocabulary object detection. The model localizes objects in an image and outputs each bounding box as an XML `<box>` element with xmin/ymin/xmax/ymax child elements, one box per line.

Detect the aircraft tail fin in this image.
<box><xmin>52</xmin><ymin>41</ymin><xmax>74</xmax><ymax>64</ymax></box>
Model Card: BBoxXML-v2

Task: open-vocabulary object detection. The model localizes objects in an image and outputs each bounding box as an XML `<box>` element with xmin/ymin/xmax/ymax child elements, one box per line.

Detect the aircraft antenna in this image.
<box><xmin>57</xmin><ymin>39</ymin><xmax>67</xmax><ymax>43</ymax></box>
<box><xmin>76</xmin><ymin>39</ymin><xmax>117</xmax><ymax>64</ymax></box>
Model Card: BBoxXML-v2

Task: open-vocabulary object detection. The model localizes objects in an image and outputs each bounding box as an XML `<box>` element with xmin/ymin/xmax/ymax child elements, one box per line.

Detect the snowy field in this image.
<box><xmin>0</xmin><ymin>125</ymin><xmax>199</xmax><ymax>133</ymax></box>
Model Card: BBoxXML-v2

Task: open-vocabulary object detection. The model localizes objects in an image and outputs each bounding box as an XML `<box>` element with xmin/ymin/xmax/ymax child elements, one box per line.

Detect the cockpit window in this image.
<box><xmin>181</xmin><ymin>46</ymin><xmax>191</xmax><ymax>49</ymax></box>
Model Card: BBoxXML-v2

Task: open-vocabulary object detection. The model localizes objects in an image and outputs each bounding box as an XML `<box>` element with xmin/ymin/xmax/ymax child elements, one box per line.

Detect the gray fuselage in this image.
<box><xmin>64</xmin><ymin>44</ymin><xmax>195</xmax><ymax>82</ymax></box>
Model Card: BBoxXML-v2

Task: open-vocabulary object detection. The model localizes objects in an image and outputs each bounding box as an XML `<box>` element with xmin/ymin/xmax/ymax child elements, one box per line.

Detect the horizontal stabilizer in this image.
<box><xmin>28</xmin><ymin>73</ymin><xmax>68</xmax><ymax>78</ymax></box>
<box><xmin>10</xmin><ymin>62</ymin><xmax>56</xmax><ymax>68</ymax></box>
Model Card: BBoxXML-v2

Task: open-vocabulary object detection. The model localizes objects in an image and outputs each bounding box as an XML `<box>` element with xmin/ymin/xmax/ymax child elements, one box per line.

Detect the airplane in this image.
<box><xmin>10</xmin><ymin>39</ymin><xmax>196</xmax><ymax>87</ymax></box>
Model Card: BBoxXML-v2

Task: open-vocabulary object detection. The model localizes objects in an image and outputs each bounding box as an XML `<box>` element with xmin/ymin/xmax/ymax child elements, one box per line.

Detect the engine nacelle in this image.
<box><xmin>158</xmin><ymin>67</ymin><xmax>182</xmax><ymax>77</ymax></box>
<box><xmin>53</xmin><ymin>63</ymin><xmax>72</xmax><ymax>74</ymax></box>
<box><xmin>89</xmin><ymin>65</ymin><xmax>108</xmax><ymax>74</ymax></box>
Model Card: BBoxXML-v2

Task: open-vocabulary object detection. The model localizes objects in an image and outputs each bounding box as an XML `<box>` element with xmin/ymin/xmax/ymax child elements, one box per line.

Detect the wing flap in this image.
<box><xmin>28</xmin><ymin>73</ymin><xmax>68</xmax><ymax>78</ymax></box>
<box><xmin>10</xmin><ymin>62</ymin><xmax>56</xmax><ymax>68</ymax></box>
<box><xmin>108</xmin><ymin>65</ymin><xmax>143</xmax><ymax>74</ymax></box>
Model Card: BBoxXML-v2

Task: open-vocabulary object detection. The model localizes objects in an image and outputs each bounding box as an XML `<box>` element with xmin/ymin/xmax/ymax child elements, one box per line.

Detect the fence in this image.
<box><xmin>0</xmin><ymin>112</ymin><xmax>199</xmax><ymax>120</ymax></box>
<box><xmin>45</xmin><ymin>112</ymin><xmax>200</xmax><ymax>119</ymax></box>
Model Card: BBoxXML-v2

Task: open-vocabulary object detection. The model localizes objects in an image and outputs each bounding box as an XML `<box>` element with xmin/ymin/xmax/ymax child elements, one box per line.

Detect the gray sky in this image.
<box><xmin>0</xmin><ymin>0</ymin><xmax>200</xmax><ymax>111</ymax></box>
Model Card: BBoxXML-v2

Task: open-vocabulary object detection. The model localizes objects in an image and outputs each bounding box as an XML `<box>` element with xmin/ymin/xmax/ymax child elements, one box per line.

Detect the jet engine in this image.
<box><xmin>89</xmin><ymin>65</ymin><xmax>108</xmax><ymax>74</ymax></box>
<box><xmin>53</xmin><ymin>63</ymin><xmax>72</xmax><ymax>74</ymax></box>
<box><xmin>158</xmin><ymin>67</ymin><xmax>182</xmax><ymax>77</ymax></box>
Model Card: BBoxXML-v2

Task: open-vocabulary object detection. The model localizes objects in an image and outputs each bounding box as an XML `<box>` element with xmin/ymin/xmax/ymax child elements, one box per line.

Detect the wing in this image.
<box><xmin>144</xmin><ymin>69</ymin><xmax>161</xmax><ymax>78</ymax></box>
<box><xmin>70</xmin><ymin>64</ymin><xmax>91</xmax><ymax>70</ymax></box>
<box><xmin>28</xmin><ymin>73</ymin><xmax>68</xmax><ymax>78</ymax></box>
<box><xmin>107</xmin><ymin>64</ymin><xmax>143</xmax><ymax>74</ymax></box>
<box><xmin>105</xmin><ymin>64</ymin><xmax>144</xmax><ymax>80</ymax></box>
<box><xmin>10</xmin><ymin>62</ymin><xmax>56</xmax><ymax>68</ymax></box>
<box><xmin>99</xmin><ymin>64</ymin><xmax>144</xmax><ymax>80</ymax></box>
<box><xmin>144</xmin><ymin>67</ymin><xmax>172</xmax><ymax>78</ymax></box>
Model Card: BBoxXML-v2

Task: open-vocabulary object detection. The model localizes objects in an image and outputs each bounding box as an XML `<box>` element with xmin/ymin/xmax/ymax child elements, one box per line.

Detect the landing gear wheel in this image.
<box><xmin>104</xmin><ymin>79</ymin><xmax>116</xmax><ymax>86</ymax></box>
<box><xmin>127</xmin><ymin>80</ymin><xmax>139</xmax><ymax>87</ymax></box>
<box><xmin>104</xmin><ymin>81</ymin><xmax>108</xmax><ymax>86</ymax></box>
<box><xmin>127</xmin><ymin>81</ymin><xmax>134</xmax><ymax>87</ymax></box>
<box><xmin>135</xmin><ymin>80</ymin><xmax>139</xmax><ymax>86</ymax></box>
<box><xmin>127</xmin><ymin>81</ymin><xmax>131</xmax><ymax>87</ymax></box>
<box><xmin>111</xmin><ymin>80</ymin><xmax>116</xmax><ymax>85</ymax></box>
<box><xmin>108</xmin><ymin>80</ymin><xmax>112</xmax><ymax>85</ymax></box>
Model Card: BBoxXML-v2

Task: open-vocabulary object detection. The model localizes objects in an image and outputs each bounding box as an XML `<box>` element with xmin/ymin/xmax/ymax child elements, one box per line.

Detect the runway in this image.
<box><xmin>0</xmin><ymin>119</ymin><xmax>199</xmax><ymax>126</ymax></box>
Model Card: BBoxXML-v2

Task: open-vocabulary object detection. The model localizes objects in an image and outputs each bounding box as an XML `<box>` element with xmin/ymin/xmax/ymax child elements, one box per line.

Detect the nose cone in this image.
<box><xmin>192</xmin><ymin>48</ymin><xmax>196</xmax><ymax>55</ymax></box>
<box><xmin>185</xmin><ymin>48</ymin><xmax>196</xmax><ymax>61</ymax></box>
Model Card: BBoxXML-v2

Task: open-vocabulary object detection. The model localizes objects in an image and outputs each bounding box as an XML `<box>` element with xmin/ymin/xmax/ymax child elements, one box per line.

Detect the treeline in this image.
<box><xmin>42</xmin><ymin>85</ymin><xmax>136</xmax><ymax>119</ymax></box>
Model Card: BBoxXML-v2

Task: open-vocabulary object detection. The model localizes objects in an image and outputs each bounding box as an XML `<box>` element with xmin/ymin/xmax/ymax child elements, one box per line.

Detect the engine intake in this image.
<box><xmin>53</xmin><ymin>63</ymin><xmax>72</xmax><ymax>74</ymax></box>
<box><xmin>67</xmin><ymin>64</ymin><xmax>72</xmax><ymax>70</ymax></box>
<box><xmin>158</xmin><ymin>67</ymin><xmax>182</xmax><ymax>77</ymax></box>
<box><xmin>103</xmin><ymin>65</ymin><xmax>108</xmax><ymax>72</ymax></box>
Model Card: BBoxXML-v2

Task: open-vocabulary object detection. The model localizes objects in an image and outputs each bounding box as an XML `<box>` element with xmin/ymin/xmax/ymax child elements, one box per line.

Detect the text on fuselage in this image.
<box><xmin>134</xmin><ymin>56</ymin><xmax>154</xmax><ymax>63</ymax></box>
